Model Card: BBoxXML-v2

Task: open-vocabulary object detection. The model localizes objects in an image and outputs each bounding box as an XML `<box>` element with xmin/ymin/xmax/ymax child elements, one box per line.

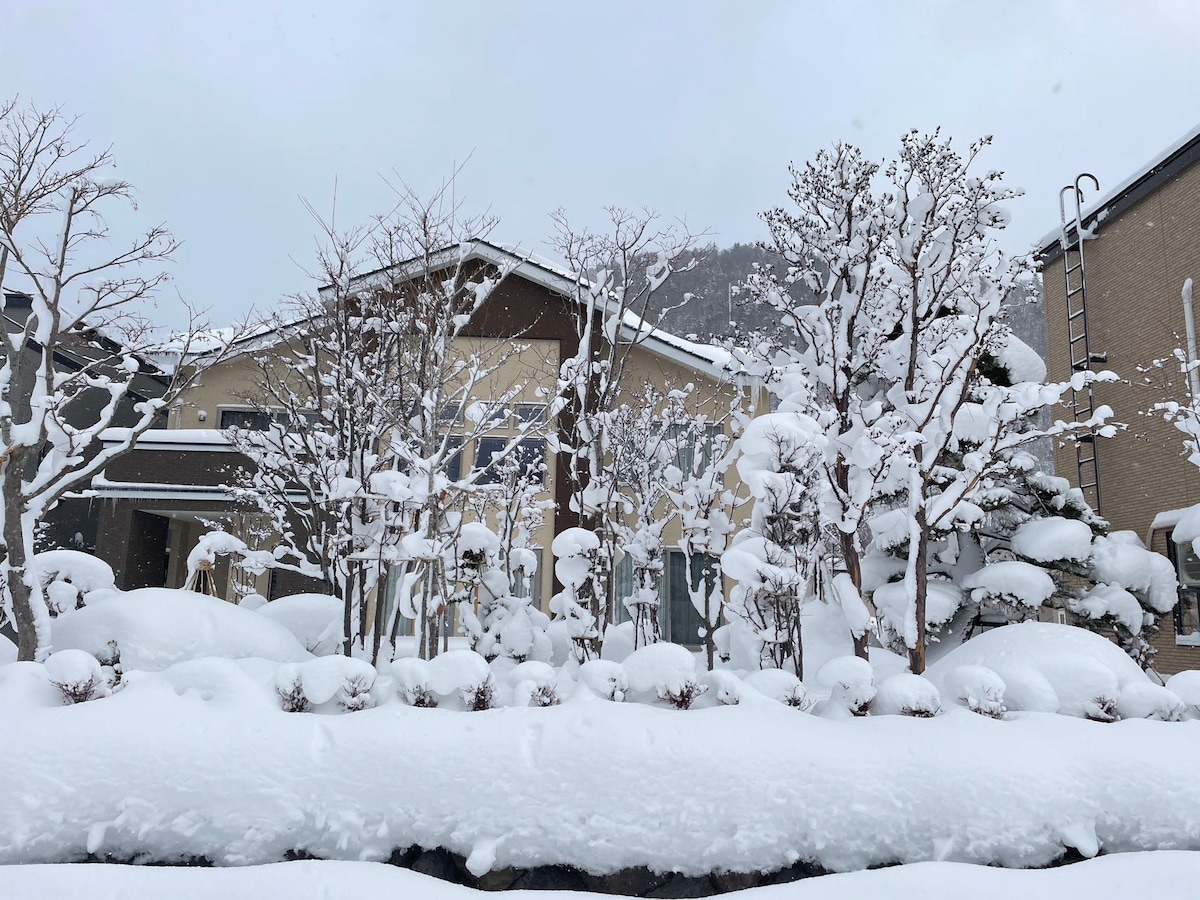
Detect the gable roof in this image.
<box><xmin>1036</xmin><ymin>124</ymin><xmax>1200</xmax><ymax>263</ymax></box>
<box><xmin>203</xmin><ymin>239</ymin><xmax>732</xmax><ymax>379</ymax></box>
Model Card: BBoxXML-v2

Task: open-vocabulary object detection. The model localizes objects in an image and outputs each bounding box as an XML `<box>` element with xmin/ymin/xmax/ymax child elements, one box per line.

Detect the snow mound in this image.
<box><xmin>257</xmin><ymin>594</ymin><xmax>343</xmax><ymax>655</ymax></box>
<box><xmin>622</xmin><ymin>642</ymin><xmax>702</xmax><ymax>705</ymax></box>
<box><xmin>872</xmin><ymin>673</ymin><xmax>942</xmax><ymax>717</ymax></box>
<box><xmin>741</xmin><ymin>668</ymin><xmax>808</xmax><ymax>708</ymax></box>
<box><xmin>0</xmin><ymin>633</ymin><xmax>16</xmax><ymax>665</ymax></box>
<box><xmin>1166</xmin><ymin>670</ymin><xmax>1200</xmax><ymax>715</ymax></box>
<box><xmin>939</xmin><ymin>665</ymin><xmax>1006</xmax><ymax>718</ymax></box>
<box><xmin>1116</xmin><ymin>682</ymin><xmax>1184</xmax><ymax>721</ymax></box>
<box><xmin>928</xmin><ymin>623</ymin><xmax>1144</xmax><ymax>720</ymax></box>
<box><xmin>51</xmin><ymin>588</ymin><xmax>312</xmax><ymax>670</ymax></box>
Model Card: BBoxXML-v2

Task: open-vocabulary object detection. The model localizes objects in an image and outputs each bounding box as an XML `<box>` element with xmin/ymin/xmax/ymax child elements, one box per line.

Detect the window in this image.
<box><xmin>220</xmin><ymin>408</ymin><xmax>273</xmax><ymax>431</ymax></box>
<box><xmin>439</xmin><ymin>401</ymin><xmax>462</xmax><ymax>425</ymax></box>
<box><xmin>1169</xmin><ymin>541</ymin><xmax>1200</xmax><ymax>645</ymax></box>
<box><xmin>612</xmin><ymin>550</ymin><xmax>718</xmax><ymax>646</ymax></box>
<box><xmin>511</xmin><ymin>548</ymin><xmax>544</xmax><ymax>606</ymax></box>
<box><xmin>665</xmin><ymin>423</ymin><xmax>722</xmax><ymax>475</ymax></box>
<box><xmin>444</xmin><ymin>437</ymin><xmax>464</xmax><ymax>482</ymax></box>
<box><xmin>665</xmin><ymin>550</ymin><xmax>717</xmax><ymax>646</ymax></box>
<box><xmin>515</xmin><ymin>403</ymin><xmax>548</xmax><ymax>427</ymax></box>
<box><xmin>476</xmin><ymin>438</ymin><xmax>545</xmax><ymax>485</ymax></box>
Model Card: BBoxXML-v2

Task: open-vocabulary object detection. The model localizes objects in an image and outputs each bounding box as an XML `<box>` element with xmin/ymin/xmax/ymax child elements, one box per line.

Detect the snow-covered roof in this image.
<box><xmin>98</xmin><ymin>427</ymin><xmax>235</xmax><ymax>452</ymax></box>
<box><xmin>203</xmin><ymin>239</ymin><xmax>732</xmax><ymax>380</ymax></box>
<box><xmin>1036</xmin><ymin>123</ymin><xmax>1200</xmax><ymax>257</ymax></box>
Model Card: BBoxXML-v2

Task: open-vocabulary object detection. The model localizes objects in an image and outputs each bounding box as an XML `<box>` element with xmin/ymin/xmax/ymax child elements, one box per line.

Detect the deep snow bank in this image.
<box><xmin>4</xmin><ymin>686</ymin><xmax>1199</xmax><ymax>873</ymax></box>
<box><xmin>6</xmin><ymin>852</ymin><xmax>1200</xmax><ymax>900</ymax></box>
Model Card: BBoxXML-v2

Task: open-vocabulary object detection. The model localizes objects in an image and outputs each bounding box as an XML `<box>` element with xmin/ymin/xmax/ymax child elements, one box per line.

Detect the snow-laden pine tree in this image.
<box><xmin>0</xmin><ymin>100</ymin><xmax>229</xmax><ymax>661</ymax></box>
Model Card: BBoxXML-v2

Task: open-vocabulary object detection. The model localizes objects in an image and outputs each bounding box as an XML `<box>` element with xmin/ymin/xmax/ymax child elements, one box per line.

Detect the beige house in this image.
<box><xmin>1038</xmin><ymin>125</ymin><xmax>1200</xmax><ymax>673</ymax></box>
<box><xmin>92</xmin><ymin>242</ymin><xmax>752</xmax><ymax>644</ymax></box>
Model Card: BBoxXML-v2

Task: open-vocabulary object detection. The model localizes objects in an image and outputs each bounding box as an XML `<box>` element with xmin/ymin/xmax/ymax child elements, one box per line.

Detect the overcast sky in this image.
<box><xmin>5</xmin><ymin>0</ymin><xmax>1199</xmax><ymax>330</ymax></box>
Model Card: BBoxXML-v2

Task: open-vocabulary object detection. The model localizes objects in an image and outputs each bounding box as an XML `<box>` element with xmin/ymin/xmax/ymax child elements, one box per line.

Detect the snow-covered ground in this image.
<box><xmin>6</xmin><ymin>582</ymin><xmax>1200</xmax><ymax>893</ymax></box>
<box><xmin>8</xmin><ymin>853</ymin><xmax>1200</xmax><ymax>900</ymax></box>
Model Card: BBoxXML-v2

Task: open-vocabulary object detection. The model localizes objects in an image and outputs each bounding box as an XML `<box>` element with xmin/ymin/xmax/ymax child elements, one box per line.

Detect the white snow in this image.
<box><xmin>1011</xmin><ymin>517</ymin><xmax>1094</xmax><ymax>564</ymax></box>
<box><xmin>7</xmin><ymin>853</ymin><xmax>1200</xmax><ymax>900</ymax></box>
<box><xmin>961</xmin><ymin>560</ymin><xmax>1055</xmax><ymax>607</ymax></box>
<box><xmin>50</xmin><ymin>588</ymin><xmax>311</xmax><ymax>670</ymax></box>
<box><xmin>256</xmin><ymin>594</ymin><xmax>343</xmax><ymax>655</ymax></box>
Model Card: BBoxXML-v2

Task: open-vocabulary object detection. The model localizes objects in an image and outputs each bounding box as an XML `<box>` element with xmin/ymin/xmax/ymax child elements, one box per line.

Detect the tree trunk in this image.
<box><xmin>6</xmin><ymin>460</ymin><xmax>42</xmax><ymax>662</ymax></box>
<box><xmin>838</xmin><ymin>528</ymin><xmax>870</xmax><ymax>660</ymax></box>
<box><xmin>907</xmin><ymin>509</ymin><xmax>929</xmax><ymax>675</ymax></box>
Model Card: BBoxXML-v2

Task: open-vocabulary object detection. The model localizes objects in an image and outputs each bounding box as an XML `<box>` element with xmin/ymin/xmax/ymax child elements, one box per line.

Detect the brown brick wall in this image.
<box><xmin>1043</xmin><ymin>163</ymin><xmax>1200</xmax><ymax>674</ymax></box>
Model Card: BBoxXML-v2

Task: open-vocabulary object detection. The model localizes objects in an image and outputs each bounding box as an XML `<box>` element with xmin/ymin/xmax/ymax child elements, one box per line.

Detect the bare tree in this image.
<box><xmin>231</xmin><ymin>182</ymin><xmax>548</xmax><ymax>662</ymax></box>
<box><xmin>0</xmin><ymin>100</ymin><xmax>226</xmax><ymax>661</ymax></box>
<box><xmin>549</xmin><ymin>207</ymin><xmax>706</xmax><ymax>660</ymax></box>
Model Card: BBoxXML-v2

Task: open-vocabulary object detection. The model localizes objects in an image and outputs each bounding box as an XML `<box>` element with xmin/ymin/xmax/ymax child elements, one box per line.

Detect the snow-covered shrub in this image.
<box><xmin>427</xmin><ymin>649</ymin><xmax>495</xmax><ymax>711</ymax></box>
<box><xmin>623</xmin><ymin>642</ymin><xmax>706</xmax><ymax>708</ymax></box>
<box><xmin>51</xmin><ymin>588</ymin><xmax>311</xmax><ymax>670</ymax></box>
<box><xmin>815</xmin><ymin>656</ymin><xmax>875</xmax><ymax>717</ymax></box>
<box><xmin>95</xmin><ymin>639</ymin><xmax>123</xmax><ymax>690</ymax></box>
<box><xmin>34</xmin><ymin>550</ymin><xmax>116</xmax><ymax>616</ymax></box>
<box><xmin>742</xmin><ymin>668</ymin><xmax>809</xmax><ymax>709</ymax></box>
<box><xmin>44</xmin><ymin>649</ymin><xmax>109</xmax><ymax>704</ymax></box>
<box><xmin>940</xmin><ymin>665</ymin><xmax>1007</xmax><ymax>719</ymax></box>
<box><xmin>1165</xmin><ymin>671</ymin><xmax>1200</xmax><ymax>719</ymax></box>
<box><xmin>700</xmin><ymin>669</ymin><xmax>742</xmax><ymax>706</ymax></box>
<box><xmin>1116</xmin><ymin>682</ymin><xmax>1184</xmax><ymax>722</ymax></box>
<box><xmin>256</xmin><ymin>594</ymin><xmax>342</xmax><ymax>656</ymax></box>
<box><xmin>508</xmin><ymin>661</ymin><xmax>560</xmax><ymax>707</ymax></box>
<box><xmin>578</xmin><ymin>659</ymin><xmax>627</xmax><ymax>702</ymax></box>
<box><xmin>872</xmin><ymin>673</ymin><xmax>942</xmax><ymax>718</ymax></box>
<box><xmin>273</xmin><ymin>666</ymin><xmax>310</xmax><ymax>712</ymax></box>
<box><xmin>273</xmin><ymin>657</ymin><xmax>378</xmax><ymax>713</ymax></box>
<box><xmin>389</xmin><ymin>658</ymin><xmax>437</xmax><ymax>708</ymax></box>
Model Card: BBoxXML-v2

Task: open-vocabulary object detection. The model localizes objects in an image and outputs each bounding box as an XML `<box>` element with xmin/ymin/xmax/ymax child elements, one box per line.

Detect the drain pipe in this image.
<box><xmin>1185</xmin><ymin>278</ymin><xmax>1200</xmax><ymax>401</ymax></box>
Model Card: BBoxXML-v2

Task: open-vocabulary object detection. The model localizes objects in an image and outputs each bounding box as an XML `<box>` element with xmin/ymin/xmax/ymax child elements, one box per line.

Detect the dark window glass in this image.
<box><xmin>220</xmin><ymin>408</ymin><xmax>273</xmax><ymax>431</ymax></box>
<box><xmin>476</xmin><ymin>438</ymin><xmax>544</xmax><ymax>485</ymax></box>
<box><xmin>445</xmin><ymin>437</ymin><xmax>463</xmax><ymax>482</ymax></box>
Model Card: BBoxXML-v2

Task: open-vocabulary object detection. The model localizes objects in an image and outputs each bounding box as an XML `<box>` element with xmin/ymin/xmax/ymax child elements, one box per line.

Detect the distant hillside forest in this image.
<box><xmin>641</xmin><ymin>242</ymin><xmax>1046</xmax><ymax>361</ymax></box>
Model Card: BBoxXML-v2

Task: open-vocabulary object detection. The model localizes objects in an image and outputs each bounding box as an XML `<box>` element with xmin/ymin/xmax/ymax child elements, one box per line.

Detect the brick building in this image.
<box><xmin>1037</xmin><ymin>126</ymin><xmax>1200</xmax><ymax>673</ymax></box>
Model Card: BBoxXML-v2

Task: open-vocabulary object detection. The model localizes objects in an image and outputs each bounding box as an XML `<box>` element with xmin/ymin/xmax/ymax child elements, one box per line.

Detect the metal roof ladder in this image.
<box><xmin>1059</xmin><ymin>174</ymin><xmax>1105</xmax><ymax>512</ymax></box>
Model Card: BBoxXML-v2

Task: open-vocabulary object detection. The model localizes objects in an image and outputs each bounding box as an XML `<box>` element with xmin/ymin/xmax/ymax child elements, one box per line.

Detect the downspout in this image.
<box><xmin>1183</xmin><ymin>278</ymin><xmax>1200</xmax><ymax>402</ymax></box>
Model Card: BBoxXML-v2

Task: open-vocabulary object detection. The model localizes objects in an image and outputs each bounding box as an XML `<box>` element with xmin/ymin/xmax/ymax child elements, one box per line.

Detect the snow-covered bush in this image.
<box><xmin>33</xmin><ymin>550</ymin><xmax>116</xmax><ymax>616</ymax></box>
<box><xmin>578</xmin><ymin>659</ymin><xmax>627</xmax><ymax>702</ymax></box>
<box><xmin>940</xmin><ymin>665</ymin><xmax>1006</xmax><ymax>719</ymax></box>
<box><xmin>872</xmin><ymin>673</ymin><xmax>942</xmax><ymax>717</ymax></box>
<box><xmin>273</xmin><ymin>657</ymin><xmax>377</xmax><ymax>713</ymax></box>
<box><xmin>700</xmin><ymin>669</ymin><xmax>743</xmax><ymax>706</ymax></box>
<box><xmin>44</xmin><ymin>649</ymin><xmax>109</xmax><ymax>704</ymax></box>
<box><xmin>427</xmin><ymin>649</ymin><xmax>495</xmax><ymax>711</ymax></box>
<box><xmin>256</xmin><ymin>594</ymin><xmax>342</xmax><ymax>656</ymax></box>
<box><xmin>508</xmin><ymin>660</ymin><xmax>560</xmax><ymax>707</ymax></box>
<box><xmin>52</xmin><ymin>588</ymin><xmax>311</xmax><ymax>670</ymax></box>
<box><xmin>741</xmin><ymin>668</ymin><xmax>809</xmax><ymax>709</ymax></box>
<box><xmin>389</xmin><ymin>657</ymin><xmax>438</xmax><ymax>708</ymax></box>
<box><xmin>1116</xmin><ymin>682</ymin><xmax>1184</xmax><ymax>722</ymax></box>
<box><xmin>1165</xmin><ymin>671</ymin><xmax>1200</xmax><ymax>718</ymax></box>
<box><xmin>815</xmin><ymin>656</ymin><xmax>875</xmax><ymax>717</ymax></box>
<box><xmin>622</xmin><ymin>642</ymin><xmax>706</xmax><ymax>709</ymax></box>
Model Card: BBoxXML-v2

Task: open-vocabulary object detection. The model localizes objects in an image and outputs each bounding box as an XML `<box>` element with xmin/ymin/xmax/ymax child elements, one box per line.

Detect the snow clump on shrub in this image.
<box><xmin>872</xmin><ymin>673</ymin><xmax>942</xmax><ymax>717</ymax></box>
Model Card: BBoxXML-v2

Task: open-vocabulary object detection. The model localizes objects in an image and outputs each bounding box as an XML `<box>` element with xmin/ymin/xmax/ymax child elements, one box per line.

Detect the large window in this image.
<box><xmin>475</xmin><ymin>437</ymin><xmax>545</xmax><ymax>485</ymax></box>
<box><xmin>613</xmin><ymin>550</ymin><xmax>718</xmax><ymax>646</ymax></box>
<box><xmin>666</xmin><ymin>423</ymin><xmax>722</xmax><ymax>475</ymax></box>
<box><xmin>219</xmin><ymin>408</ymin><xmax>274</xmax><ymax>431</ymax></box>
<box><xmin>1175</xmin><ymin>541</ymin><xmax>1200</xmax><ymax>645</ymax></box>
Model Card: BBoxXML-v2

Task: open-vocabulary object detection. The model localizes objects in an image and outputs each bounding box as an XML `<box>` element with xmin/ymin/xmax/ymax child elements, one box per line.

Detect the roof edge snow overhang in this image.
<box><xmin>1036</xmin><ymin>124</ymin><xmax>1200</xmax><ymax>266</ymax></box>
